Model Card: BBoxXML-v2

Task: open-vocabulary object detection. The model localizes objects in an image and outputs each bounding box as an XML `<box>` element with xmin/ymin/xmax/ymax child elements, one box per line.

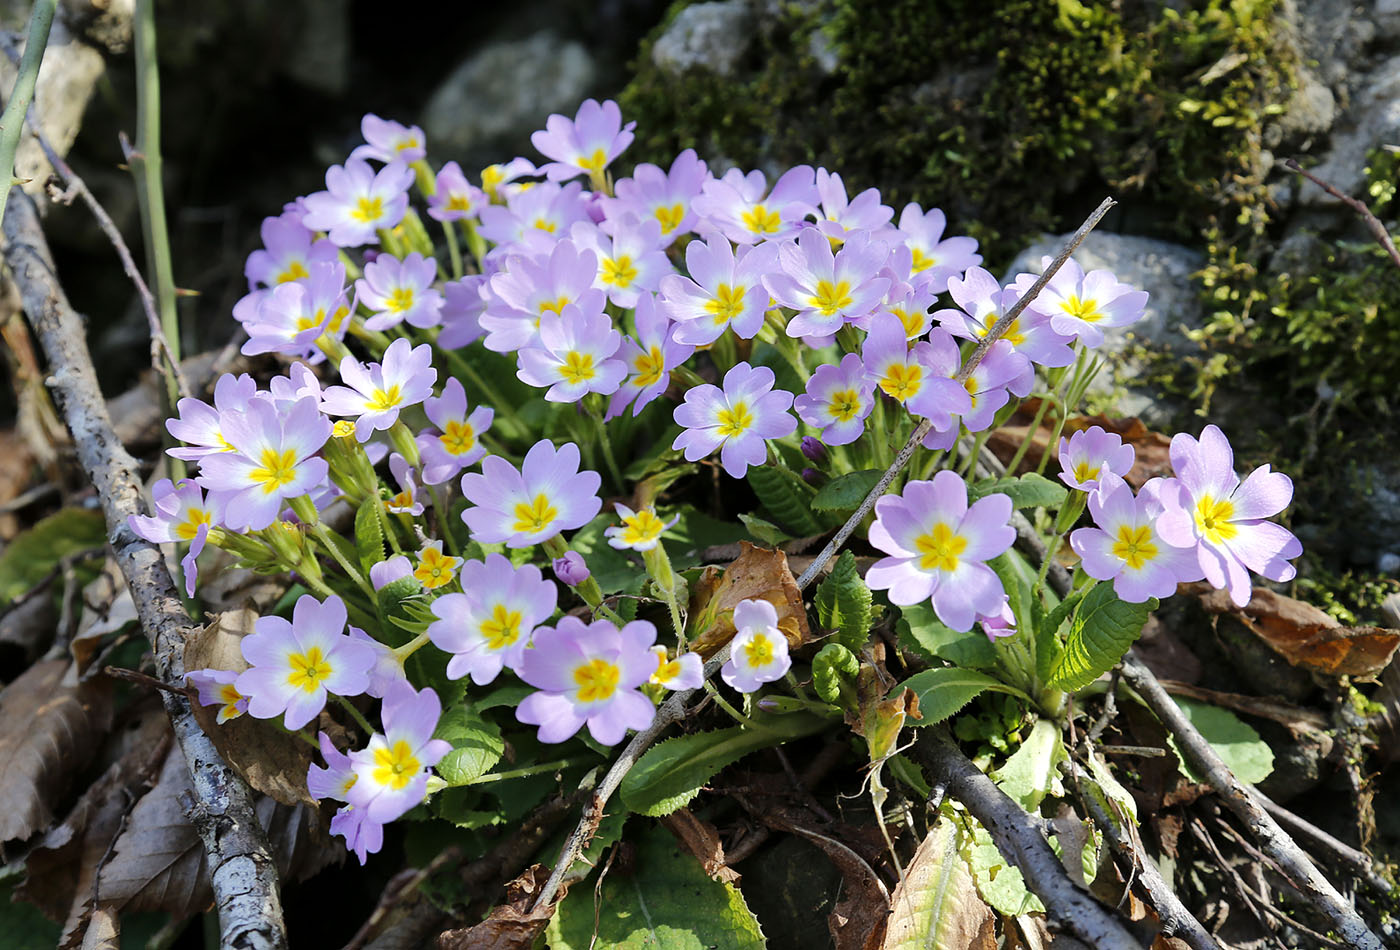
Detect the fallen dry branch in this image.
<box><xmin>1</xmin><ymin>189</ymin><xmax>288</xmax><ymax>950</ymax></box>
<box><xmin>1118</xmin><ymin>652</ymin><xmax>1382</xmax><ymax>950</ymax></box>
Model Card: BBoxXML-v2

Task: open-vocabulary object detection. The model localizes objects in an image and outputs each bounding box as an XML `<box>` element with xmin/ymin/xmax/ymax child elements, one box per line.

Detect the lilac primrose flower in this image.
<box><xmin>130</xmin><ymin>478</ymin><xmax>226</xmax><ymax>596</ymax></box>
<box><xmin>1156</xmin><ymin>425</ymin><xmax>1302</xmax><ymax>607</ymax></box>
<box><xmin>650</xmin><ymin>647</ymin><xmax>703</xmax><ymax>690</ymax></box>
<box><xmin>516</xmin><ymin>304</ymin><xmax>627</xmax><ymax>402</ymax></box>
<box><xmin>428</xmin><ymin>554</ymin><xmax>558</xmax><ymax>683</ymax></box>
<box><xmin>795</xmin><ymin>353</ymin><xmax>876</xmax><ymax>446</ymax></box>
<box><xmin>481</xmin><ymin>240</ymin><xmax>605</xmax><ymax>352</ymax></box>
<box><xmin>721</xmin><ymin>599</ymin><xmax>792</xmax><ymax>693</ymax></box>
<box><xmin>531</xmin><ymin>98</ymin><xmax>636</xmax><ymax>183</ymax></box>
<box><xmin>385</xmin><ymin>453</ymin><xmax>424</xmax><ymax>516</ymax></box>
<box><xmin>331</xmin><ymin>804</ymin><xmax>384</xmax><ymax>867</ymax></box>
<box><xmin>658</xmin><ymin>236</ymin><xmax>777</xmax><ymax>346</ymax></box>
<box><xmin>350</xmin><ymin>114</ymin><xmax>426</xmax><ymax>165</ymax></box>
<box><xmin>414</xmin><ymin>542</ymin><xmax>460</xmax><ymax>590</ymax></box>
<box><xmin>553</xmin><ymin>551</ymin><xmax>591</xmax><ymax>586</ymax></box>
<box><xmin>369</xmin><ymin>554</ymin><xmax>413</xmax><ymax>591</ymax></box>
<box><xmin>516</xmin><ymin>616</ymin><xmax>658</xmax><ymax>745</ymax></box>
<box><xmin>1058</xmin><ymin>425</ymin><xmax>1136</xmax><ymax>492</ymax></box>
<box><xmin>196</xmin><ymin>395</ymin><xmax>330</xmax><ymax>531</ymax></box>
<box><xmin>321</xmin><ymin>339</ymin><xmax>437</xmax><ymax>442</ymax></box>
<box><xmin>955</xmin><ymin>340</ymin><xmax>1028</xmax><ymax>434</ymax></box>
<box><xmin>978</xmin><ymin>600</ymin><xmax>1018</xmax><ymax>644</ymax></box>
<box><xmin>1071</xmin><ymin>476</ymin><xmax>1203</xmax><ymax>603</ymax></box>
<box><xmin>308</xmin><ymin>735</ymin><xmax>383</xmax><ymax>864</ymax></box>
<box><xmin>186</xmin><ymin>669</ymin><xmax>247</xmax><ymax>723</ymax></box>
<box><xmin>605</xmin><ymin>503</ymin><xmax>679</xmax><ymax>551</ymax></box>
<box><xmin>240</xmin><ymin>262</ymin><xmax>352</xmax><ymax>362</ymax></box>
<box><xmin>438</xmin><ymin>276</ymin><xmax>488</xmax><ymax>349</ymax></box>
<box><xmin>166</xmin><ymin>372</ymin><xmax>257</xmax><ymax>462</ymax></box>
<box><xmin>427</xmin><ymin>161</ymin><xmax>487</xmax><ymax>222</ymax></box>
<box><xmin>416</xmin><ymin>378</ymin><xmax>494</xmax><ymax>485</ymax></box>
<box><xmin>934</xmin><ymin>267</ymin><xmax>1075</xmax><ymax>391</ymax></box>
<box><xmin>869</xmin><ymin>276</ymin><xmax>938</xmax><ymax>340</ymax></box>
<box><xmin>602</xmin><ymin>148</ymin><xmax>709</xmax><ymax>245</ymax></box>
<box><xmin>893</xmin><ymin>202</ymin><xmax>983</xmax><ymax>294</ymax></box>
<box><xmin>477</xmin><ymin>181</ymin><xmax>590</xmax><ymax>249</ymax></box>
<box><xmin>606</xmin><ymin>292</ymin><xmax>694</xmax><ymax>419</ymax></box>
<box><xmin>693</xmin><ymin>165</ymin><xmax>819</xmax><ymax>245</ymax></box>
<box><xmin>348</xmin><ymin>682</ymin><xmax>451</xmax><ymax>824</ymax></box>
<box><xmin>813</xmin><ymin>169</ymin><xmax>894</xmax><ymax>243</ymax></box>
<box><xmin>672</xmin><ymin>362</ymin><xmax>797</xmax><ymax>479</ymax></box>
<box><xmin>244</xmin><ymin>211</ymin><xmax>337</xmax><ymax>289</ymax></box>
<box><xmin>571</xmin><ymin>218</ymin><xmax>672</xmax><ymax>308</ymax></box>
<box><xmin>1012</xmin><ymin>256</ymin><xmax>1149</xmax><ymax>348</ymax></box>
<box><xmin>480</xmin><ymin>157</ymin><xmax>537</xmax><ymax>201</ymax></box>
<box><xmin>861</xmin><ymin>314</ymin><xmax>970</xmax><ymax>428</ymax></box>
<box><xmin>461</xmin><ymin>439</ymin><xmax>602</xmax><ymax>547</ymax></box>
<box><xmin>302</xmin><ymin>159</ymin><xmax>413</xmax><ymax>247</ymax></box>
<box><xmin>867</xmin><ymin>471</ymin><xmax>1016</xmax><ymax>632</ymax></box>
<box><xmin>348</xmin><ymin>627</ymin><xmax>409</xmax><ymax>699</ymax></box>
<box><xmin>235</xmin><ymin>594</ymin><xmax>376</xmax><ymax>730</ymax></box>
<box><xmin>764</xmin><ymin>229</ymin><xmax>890</xmax><ymax>339</ymax></box>
<box><xmin>357</xmin><ymin>252</ymin><xmax>443</xmax><ymax>331</ymax></box>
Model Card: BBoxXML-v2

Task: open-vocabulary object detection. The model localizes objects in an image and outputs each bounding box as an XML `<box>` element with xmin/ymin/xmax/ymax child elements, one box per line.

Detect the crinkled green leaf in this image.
<box><xmin>965</xmin><ymin>819</ymin><xmax>1042</xmax><ymax>916</ymax></box>
<box><xmin>810</xmin><ymin>469</ymin><xmax>883</xmax><ymax>512</ymax></box>
<box><xmin>1046</xmin><ymin>584</ymin><xmax>1155</xmax><ymax>691</ymax></box>
<box><xmin>968</xmin><ymin>473</ymin><xmax>1069</xmax><ymax>510</ymax></box>
<box><xmin>813</xmin><ymin>551</ymin><xmax>873</xmax><ymax>649</ymax></box>
<box><xmin>812</xmin><ymin>643</ymin><xmax>858</xmax><ymax>705</ymax></box>
<box><xmin>1167</xmin><ymin>698</ymin><xmax>1275</xmax><ymax>784</ymax></box>
<box><xmin>746</xmin><ymin>465</ymin><xmax>823</xmax><ymax>536</ymax></box>
<box><xmin>0</xmin><ymin>508</ymin><xmax>105</xmax><ymax>606</ymax></box>
<box><xmin>353</xmin><ymin>497</ymin><xmax>385</xmax><ymax>577</ymax></box>
<box><xmin>433</xmin><ymin>706</ymin><xmax>505</xmax><ymax>787</ymax></box>
<box><xmin>899</xmin><ymin>668</ymin><xmax>1027</xmax><ymax>725</ymax></box>
<box><xmin>897</xmin><ymin>602</ymin><xmax>998</xmax><ymax>670</ymax></box>
<box><xmin>990</xmin><ymin>719</ymin><xmax>1067</xmax><ymax>811</ymax></box>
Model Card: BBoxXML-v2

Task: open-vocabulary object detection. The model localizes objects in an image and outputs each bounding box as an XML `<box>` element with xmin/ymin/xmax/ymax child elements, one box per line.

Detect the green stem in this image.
<box><xmin>428</xmin><ymin>485</ymin><xmax>459</xmax><ymax>556</ymax></box>
<box><xmin>703</xmin><ymin>681</ymin><xmax>777</xmax><ymax>733</ymax></box>
<box><xmin>958</xmin><ymin>428</ymin><xmax>992</xmax><ymax>477</ymax></box>
<box><xmin>392</xmin><ymin>630</ymin><xmax>432</xmax><ymax>661</ymax></box>
<box><xmin>466</xmin><ymin>757</ymin><xmax>595</xmax><ymax>785</ymax></box>
<box><xmin>1005</xmin><ymin>396</ymin><xmax>1053</xmax><ymax>474</ymax></box>
<box><xmin>443</xmin><ymin>217</ymin><xmax>463</xmax><ymax>280</ymax></box>
<box><xmin>588</xmin><ymin>402</ymin><xmax>625</xmax><ymax>492</ymax></box>
<box><xmin>311</xmin><ymin>522</ymin><xmax>375</xmax><ymax>598</ymax></box>
<box><xmin>335</xmin><ymin>696</ymin><xmax>376</xmax><ymax>737</ymax></box>
<box><xmin>0</xmin><ymin>0</ymin><xmax>54</xmax><ymax>231</ymax></box>
<box><xmin>460</xmin><ymin>220</ymin><xmax>487</xmax><ymax>272</ymax></box>
<box><xmin>376</xmin><ymin>498</ymin><xmax>404</xmax><ymax>555</ymax></box>
<box><xmin>440</xmin><ymin>344</ymin><xmax>526</xmax><ymax>438</ymax></box>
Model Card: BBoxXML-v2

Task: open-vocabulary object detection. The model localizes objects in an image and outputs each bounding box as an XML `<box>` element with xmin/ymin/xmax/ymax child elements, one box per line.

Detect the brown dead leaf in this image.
<box><xmin>687</xmin><ymin>542</ymin><xmax>811</xmax><ymax>656</ymax></box>
<box><xmin>72</xmin><ymin>560</ymin><xmax>137</xmax><ymax>677</ymax></box>
<box><xmin>881</xmin><ymin>821</ymin><xmax>994</xmax><ymax>950</ymax></box>
<box><xmin>1190</xmin><ymin>583</ymin><xmax>1400</xmax><ymax>677</ymax></box>
<box><xmin>79</xmin><ymin>908</ymin><xmax>118</xmax><ymax>950</ymax></box>
<box><xmin>435</xmin><ymin>864</ymin><xmax>555</xmax><ymax>950</ymax></box>
<box><xmin>183</xmin><ymin>608</ymin><xmax>314</xmax><ymax>805</ymax></box>
<box><xmin>0</xmin><ymin>657</ymin><xmax>113</xmax><ymax>842</ymax></box>
<box><xmin>660</xmin><ymin>808</ymin><xmax>740</xmax><ymax>884</ymax></box>
<box><xmin>0</xmin><ymin>428</ymin><xmax>35</xmax><ymax>540</ymax></box>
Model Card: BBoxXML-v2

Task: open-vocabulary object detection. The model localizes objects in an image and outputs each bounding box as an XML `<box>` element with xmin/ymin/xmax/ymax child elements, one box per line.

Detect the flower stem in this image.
<box><xmin>466</xmin><ymin>757</ymin><xmax>595</xmax><ymax>785</ymax></box>
<box><xmin>335</xmin><ymin>695</ymin><xmax>376</xmax><ymax>737</ymax></box>
<box><xmin>392</xmin><ymin>629</ymin><xmax>433</xmax><ymax>662</ymax></box>
<box><xmin>703</xmin><ymin>680</ymin><xmax>775</xmax><ymax>732</ymax></box>
<box><xmin>443</xmin><ymin>217</ymin><xmax>463</xmax><ymax>279</ymax></box>
<box><xmin>311</xmin><ymin>522</ymin><xmax>375</xmax><ymax>598</ymax></box>
<box><xmin>1006</xmin><ymin>395</ymin><xmax>1053</xmax><ymax>475</ymax></box>
<box><xmin>438</xmin><ymin>344</ymin><xmax>527</xmax><ymax>438</ymax></box>
<box><xmin>587</xmin><ymin>401</ymin><xmax>625</xmax><ymax>492</ymax></box>
<box><xmin>0</xmin><ymin>0</ymin><xmax>55</xmax><ymax>233</ymax></box>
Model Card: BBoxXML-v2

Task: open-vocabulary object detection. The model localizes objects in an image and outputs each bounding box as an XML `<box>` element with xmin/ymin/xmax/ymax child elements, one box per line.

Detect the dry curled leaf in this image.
<box><xmin>78</xmin><ymin>908</ymin><xmax>118</xmax><ymax>950</ymax></box>
<box><xmin>660</xmin><ymin>808</ymin><xmax>740</xmax><ymax>884</ymax></box>
<box><xmin>436</xmin><ymin>864</ymin><xmax>556</xmax><ymax>950</ymax></box>
<box><xmin>688</xmin><ymin>542</ymin><xmax>811</xmax><ymax>656</ymax></box>
<box><xmin>0</xmin><ymin>657</ymin><xmax>113</xmax><ymax>842</ymax></box>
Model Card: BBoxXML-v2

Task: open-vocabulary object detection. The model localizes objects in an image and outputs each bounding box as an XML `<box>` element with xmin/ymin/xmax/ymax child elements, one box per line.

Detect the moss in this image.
<box><xmin>622</xmin><ymin>0</ymin><xmax>1292</xmax><ymax>262</ymax></box>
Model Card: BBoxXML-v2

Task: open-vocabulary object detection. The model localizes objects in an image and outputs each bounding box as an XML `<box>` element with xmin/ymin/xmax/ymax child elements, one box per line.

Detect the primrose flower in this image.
<box><xmin>515</xmin><ymin>616</ymin><xmax>658</xmax><ymax>745</ymax></box>
<box><xmin>650</xmin><ymin>646</ymin><xmax>703</xmax><ymax>690</ymax></box>
<box><xmin>302</xmin><ymin>159</ymin><xmax>413</xmax><ymax>247</ymax></box>
<box><xmin>516</xmin><ymin>304</ymin><xmax>627</xmax><ymax>402</ymax></box>
<box><xmin>321</xmin><ymin>339</ymin><xmax>437</xmax><ymax>442</ymax></box>
<box><xmin>952</xmin><ymin>340</ymin><xmax>1028</xmax><ymax>434</ymax></box>
<box><xmin>1059</xmin><ymin>425</ymin><xmax>1136</xmax><ymax>492</ymax></box>
<box><xmin>1012</xmin><ymin>256</ymin><xmax>1149</xmax><ymax>348</ymax></box>
<box><xmin>461</xmin><ymin>439</ymin><xmax>602</xmax><ymax>547</ymax></box>
<box><xmin>438</xmin><ymin>276</ymin><xmax>487</xmax><ymax>350</ymax></box>
<box><xmin>195</xmin><ymin>395</ymin><xmax>330</xmax><ymax>531</ymax></box>
<box><xmin>331</xmin><ymin>806</ymin><xmax>384</xmax><ymax>866</ymax></box>
<box><xmin>481</xmin><ymin>239</ymin><xmax>605</xmax><ymax>352</ymax></box>
<box><xmin>552</xmin><ymin>551</ymin><xmax>591</xmax><ymax>586</ymax></box>
<box><xmin>385</xmin><ymin>453</ymin><xmax>424</xmax><ymax>516</ymax></box>
<box><xmin>934</xmin><ymin>267</ymin><xmax>1075</xmax><ymax>387</ymax></box>
<box><xmin>244</xmin><ymin>211</ymin><xmax>337</xmax><ymax>289</ymax></box>
<box><xmin>130</xmin><ymin>478</ymin><xmax>225</xmax><ymax>596</ymax></box>
<box><xmin>166</xmin><ymin>372</ymin><xmax>257</xmax><ymax>462</ymax></box>
<box><xmin>414</xmin><ymin>541</ymin><xmax>460</xmax><ymax>590</ymax></box>
<box><xmin>350</xmin><ymin>114</ymin><xmax>426</xmax><ymax>165</ymax></box>
<box><xmin>186</xmin><ymin>669</ymin><xmax>247</xmax><ymax>724</ymax></box>
<box><xmin>765</xmin><ymin>229</ymin><xmax>890</xmax><ymax>339</ymax></box>
<box><xmin>428</xmin><ymin>554</ymin><xmax>558</xmax><ymax>683</ymax></box>
<box><xmin>427</xmin><ymin>161</ymin><xmax>487</xmax><ymax>222</ymax></box>
<box><xmin>571</xmin><ymin>218</ymin><xmax>672</xmax><ymax>308</ymax></box>
<box><xmin>605</xmin><ymin>503</ymin><xmax>679</xmax><ymax>551</ymax></box>
<box><xmin>606</xmin><ymin>292</ymin><xmax>694</xmax><ymax>419</ymax></box>
<box><xmin>1156</xmin><ymin>425</ymin><xmax>1302</xmax><ymax>607</ymax></box>
<box><xmin>417</xmin><ymin>378</ymin><xmax>493</xmax><ymax>485</ymax></box>
<box><xmin>347</xmin><ymin>627</ymin><xmax>409</xmax><ymax>699</ymax></box>
<box><xmin>672</xmin><ymin>362</ymin><xmax>797</xmax><ymax>479</ymax></box>
<box><xmin>1071</xmin><ymin>476</ymin><xmax>1203</xmax><ymax>603</ymax></box>
<box><xmin>978</xmin><ymin>600</ymin><xmax>1018</xmax><ymax>643</ymax></box>
<box><xmin>348</xmin><ymin>683</ymin><xmax>451</xmax><ymax>824</ymax></box>
<box><xmin>893</xmin><ymin>203</ymin><xmax>983</xmax><ymax>294</ymax></box>
<box><xmin>658</xmin><ymin>236</ymin><xmax>778</xmax><ymax>345</ymax></box>
<box><xmin>240</xmin><ymin>262</ymin><xmax>352</xmax><ymax>362</ymax></box>
<box><xmin>795</xmin><ymin>353</ymin><xmax>876</xmax><ymax>446</ymax></box>
<box><xmin>693</xmin><ymin>165</ymin><xmax>818</xmax><ymax>245</ymax></box>
<box><xmin>721</xmin><ymin>599</ymin><xmax>791</xmax><ymax>693</ymax></box>
<box><xmin>870</xmin><ymin>276</ymin><xmax>938</xmax><ymax>340</ymax></box>
<box><xmin>603</xmin><ymin>148</ymin><xmax>709</xmax><ymax>244</ymax></box>
<box><xmin>867</xmin><ymin>471</ymin><xmax>1016</xmax><ymax>632</ymax></box>
<box><xmin>309</xmin><ymin>733</ymin><xmax>359</xmax><ymax>804</ymax></box>
<box><xmin>234</xmin><ymin>594</ymin><xmax>376</xmax><ymax>730</ymax></box>
<box><xmin>477</xmin><ymin>180</ymin><xmax>590</xmax><ymax>248</ymax></box>
<box><xmin>813</xmin><ymin>169</ymin><xmax>894</xmax><ymax>243</ymax></box>
<box><xmin>531</xmin><ymin>98</ymin><xmax>636</xmax><ymax>182</ymax></box>
<box><xmin>861</xmin><ymin>314</ymin><xmax>970</xmax><ymax>428</ymax></box>
<box><xmin>357</xmin><ymin>252</ymin><xmax>443</xmax><ymax>331</ymax></box>
<box><xmin>480</xmin><ymin>157</ymin><xmax>537</xmax><ymax>201</ymax></box>
<box><xmin>369</xmin><ymin>555</ymin><xmax>413</xmax><ymax>591</ymax></box>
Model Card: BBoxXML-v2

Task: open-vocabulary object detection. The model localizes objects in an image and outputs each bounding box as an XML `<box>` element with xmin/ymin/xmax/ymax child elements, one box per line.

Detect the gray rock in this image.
<box><xmin>1266</xmin><ymin>67</ymin><xmax>1337</xmax><ymax>147</ymax></box>
<box><xmin>1003</xmin><ymin>232</ymin><xmax>1206</xmax><ymax>426</ymax></box>
<box><xmin>1298</xmin><ymin>53</ymin><xmax>1400</xmax><ymax>207</ymax></box>
<box><xmin>650</xmin><ymin>1</ymin><xmax>754</xmax><ymax>77</ymax></box>
<box><xmin>423</xmin><ymin>32</ymin><xmax>596</xmax><ymax>166</ymax></box>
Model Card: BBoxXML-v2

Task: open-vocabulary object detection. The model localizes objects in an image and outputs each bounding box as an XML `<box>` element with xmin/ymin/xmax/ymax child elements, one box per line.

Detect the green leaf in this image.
<box><xmin>813</xmin><ymin>551</ymin><xmax>873</xmax><ymax>649</ymax></box>
<box><xmin>1046</xmin><ymin>584</ymin><xmax>1155</xmax><ymax>692</ymax></box>
<box><xmin>746</xmin><ymin>465</ymin><xmax>823</xmax><ymax>536</ymax></box>
<box><xmin>812</xmin><ymin>643</ymin><xmax>858</xmax><ymax>705</ymax></box>
<box><xmin>897</xmin><ymin>601</ymin><xmax>998</xmax><ymax>670</ymax></box>
<box><xmin>666</xmin><ymin>505</ymin><xmax>749</xmax><ymax>570</ymax></box>
<box><xmin>570</xmin><ymin>513</ymin><xmax>646</xmax><ymax>596</ymax></box>
<box><xmin>737</xmin><ymin>512</ymin><xmax>792</xmax><ymax>546</ymax></box>
<box><xmin>991</xmin><ymin>719</ymin><xmax>1067</xmax><ymax>811</ymax></box>
<box><xmin>883</xmin><ymin>821</ymin><xmax>991</xmax><ymax>950</ymax></box>
<box><xmin>900</xmin><ymin>668</ymin><xmax>1027</xmax><ymax>725</ymax></box>
<box><xmin>0</xmin><ymin>508</ymin><xmax>105</xmax><ymax>605</ymax></box>
<box><xmin>547</xmin><ymin>824</ymin><xmax>765</xmax><ymax>950</ymax></box>
<box><xmin>433</xmin><ymin>705</ymin><xmax>505</xmax><ymax>787</ymax></box>
<box><xmin>968</xmin><ymin>473</ymin><xmax>1069</xmax><ymax>510</ymax></box>
<box><xmin>966</xmin><ymin>818</ymin><xmax>1042</xmax><ymax>916</ymax></box>
<box><xmin>353</xmin><ymin>497</ymin><xmax>386</xmax><ymax>576</ymax></box>
<box><xmin>1167</xmin><ymin>698</ymin><xmax>1275</xmax><ymax>784</ymax></box>
<box><xmin>619</xmin><ymin>714</ymin><xmax>827</xmax><ymax>816</ymax></box>
<box><xmin>810</xmin><ymin>469</ymin><xmax>883</xmax><ymax>512</ymax></box>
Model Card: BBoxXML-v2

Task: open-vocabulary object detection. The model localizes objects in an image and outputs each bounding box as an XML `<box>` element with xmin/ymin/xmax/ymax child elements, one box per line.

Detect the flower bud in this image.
<box><xmin>801</xmin><ymin>467</ymin><xmax>827</xmax><ymax>487</ymax></box>
<box><xmin>800</xmin><ymin>436</ymin><xmax>829</xmax><ymax>464</ymax></box>
<box><xmin>370</xmin><ymin>555</ymin><xmax>413</xmax><ymax>591</ymax></box>
<box><xmin>552</xmin><ymin>551</ymin><xmax>590</xmax><ymax>586</ymax></box>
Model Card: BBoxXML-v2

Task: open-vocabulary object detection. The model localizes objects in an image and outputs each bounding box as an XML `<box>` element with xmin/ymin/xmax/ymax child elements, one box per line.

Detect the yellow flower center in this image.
<box><xmin>295</xmin><ymin>309</ymin><xmax>323</xmax><ymax>332</ymax></box>
<box><xmin>1193</xmin><ymin>495</ymin><xmax>1238</xmax><ymax>544</ymax></box>
<box><xmin>715</xmin><ymin>401</ymin><xmax>754</xmax><ymax>438</ymax></box>
<box><xmin>1063</xmin><ymin>295</ymin><xmax>1103</xmax><ymax>323</ymax></box>
<box><xmin>538</xmin><ymin>294</ymin><xmax>571</xmax><ymax>316</ymax></box>
<box><xmin>287</xmin><ymin>645</ymin><xmax>332</xmax><ymax>693</ymax></box>
<box><xmin>371</xmin><ymin>739</ymin><xmax>422</xmax><ymax>791</ymax></box>
<box><xmin>1112</xmin><ymin>523</ymin><xmax>1158</xmax><ymax>570</ymax></box>
<box><xmin>276</xmin><ymin>260</ymin><xmax>309</xmax><ymax>284</ymax></box>
<box><xmin>653</xmin><ymin>652</ymin><xmax>682</xmax><ymax>684</ymax></box>
<box><xmin>351</xmin><ymin>196</ymin><xmax>384</xmax><ymax>223</ymax></box>
<box><xmin>892</xmin><ymin>307</ymin><xmax>923</xmax><ymax>338</ymax></box>
<box><xmin>573</xmin><ymin>657</ymin><xmax>620</xmax><ymax>703</ymax></box>
<box><xmin>250</xmin><ymin>448</ymin><xmax>298</xmax><ymax>494</ymax></box>
<box><xmin>620</xmin><ymin>509</ymin><xmax>668</xmax><ymax>547</ymax></box>
<box><xmin>808</xmin><ymin>279</ymin><xmax>853</xmax><ymax>317</ymax></box>
<box><xmin>332</xmin><ymin>420</ymin><xmax>357</xmax><ymax>439</ymax></box>
<box><xmin>215</xmin><ymin>432</ymin><xmax>236</xmax><ymax>453</ymax></box>
<box><xmin>914</xmin><ymin>522</ymin><xmax>968</xmax><ymax>572</ymax></box>
<box><xmin>387</xmin><ymin>490</ymin><xmax>414</xmax><ymax>510</ymax></box>
<box><xmin>560</xmin><ymin>351</ymin><xmax>598</xmax><ymax>385</ymax></box>
<box><xmin>826</xmin><ymin>388</ymin><xmax>862</xmax><ymax>422</ymax></box>
<box><xmin>633</xmin><ymin>346</ymin><xmax>666</xmax><ymax>388</ymax></box>
<box><xmin>439</xmin><ymin>419</ymin><xmax>476</xmax><ymax>456</ymax></box>
<box><xmin>328</xmin><ymin>305</ymin><xmax>350</xmax><ymax>333</ymax></box>
<box><xmin>910</xmin><ymin>247</ymin><xmax>937</xmax><ymax>273</ymax></box>
<box><xmin>367</xmin><ymin>385</ymin><xmax>403</xmax><ymax>412</ymax></box>
<box><xmin>532</xmin><ymin>217</ymin><xmax>558</xmax><ymax>234</ymax></box>
<box><xmin>879</xmin><ymin>364</ymin><xmax>923</xmax><ymax>402</ymax></box>
<box><xmin>601</xmin><ymin>255</ymin><xmax>639</xmax><ymax>288</ymax></box>
<box><xmin>655</xmin><ymin>203</ymin><xmax>686</xmax><ymax>234</ymax></box>
<box><xmin>217</xmin><ymin>684</ymin><xmax>244</xmax><ymax>721</ymax></box>
<box><xmin>577</xmin><ymin>147</ymin><xmax>609</xmax><ymax>173</ymax></box>
<box><xmin>414</xmin><ymin>548</ymin><xmax>460</xmax><ymax>589</ymax></box>
<box><xmin>513</xmin><ymin>493</ymin><xmax>559</xmax><ymax>534</ymax></box>
<box><xmin>704</xmin><ymin>283</ymin><xmax>746</xmax><ymax>325</ymax></box>
<box><xmin>980</xmin><ymin>314</ymin><xmax>1025</xmax><ymax>346</ymax></box>
<box><xmin>175</xmin><ymin>507</ymin><xmax>213</xmax><ymax>541</ymax></box>
<box><xmin>743</xmin><ymin>632</ymin><xmax>775</xmax><ymax>667</ymax></box>
<box><xmin>386</xmin><ymin>287</ymin><xmax>415</xmax><ymax>313</ymax></box>
<box><xmin>446</xmin><ymin>192</ymin><xmax>474</xmax><ymax>212</ymax></box>
<box><xmin>740</xmin><ymin>203</ymin><xmax>782</xmax><ymax>235</ymax></box>
<box><xmin>482</xmin><ymin>164</ymin><xmax>505</xmax><ymax>194</ymax></box>
<box><xmin>395</xmin><ymin>137</ymin><xmax>420</xmax><ymax>153</ymax></box>
<box><xmin>1072</xmin><ymin>460</ymin><xmax>1098</xmax><ymax>484</ymax></box>
<box><xmin>480</xmin><ymin>603</ymin><xmax>524</xmax><ymax>650</ymax></box>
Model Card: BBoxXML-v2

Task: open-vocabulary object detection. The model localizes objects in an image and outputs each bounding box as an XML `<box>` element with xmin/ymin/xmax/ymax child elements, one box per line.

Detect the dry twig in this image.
<box><xmin>1284</xmin><ymin>158</ymin><xmax>1400</xmax><ymax>271</ymax></box>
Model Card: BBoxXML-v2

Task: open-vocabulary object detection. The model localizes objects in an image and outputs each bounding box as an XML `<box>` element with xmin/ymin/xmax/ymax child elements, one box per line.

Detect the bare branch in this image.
<box><xmin>1284</xmin><ymin>158</ymin><xmax>1400</xmax><ymax>272</ymax></box>
<box><xmin>1</xmin><ymin>189</ymin><xmax>288</xmax><ymax>950</ymax></box>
